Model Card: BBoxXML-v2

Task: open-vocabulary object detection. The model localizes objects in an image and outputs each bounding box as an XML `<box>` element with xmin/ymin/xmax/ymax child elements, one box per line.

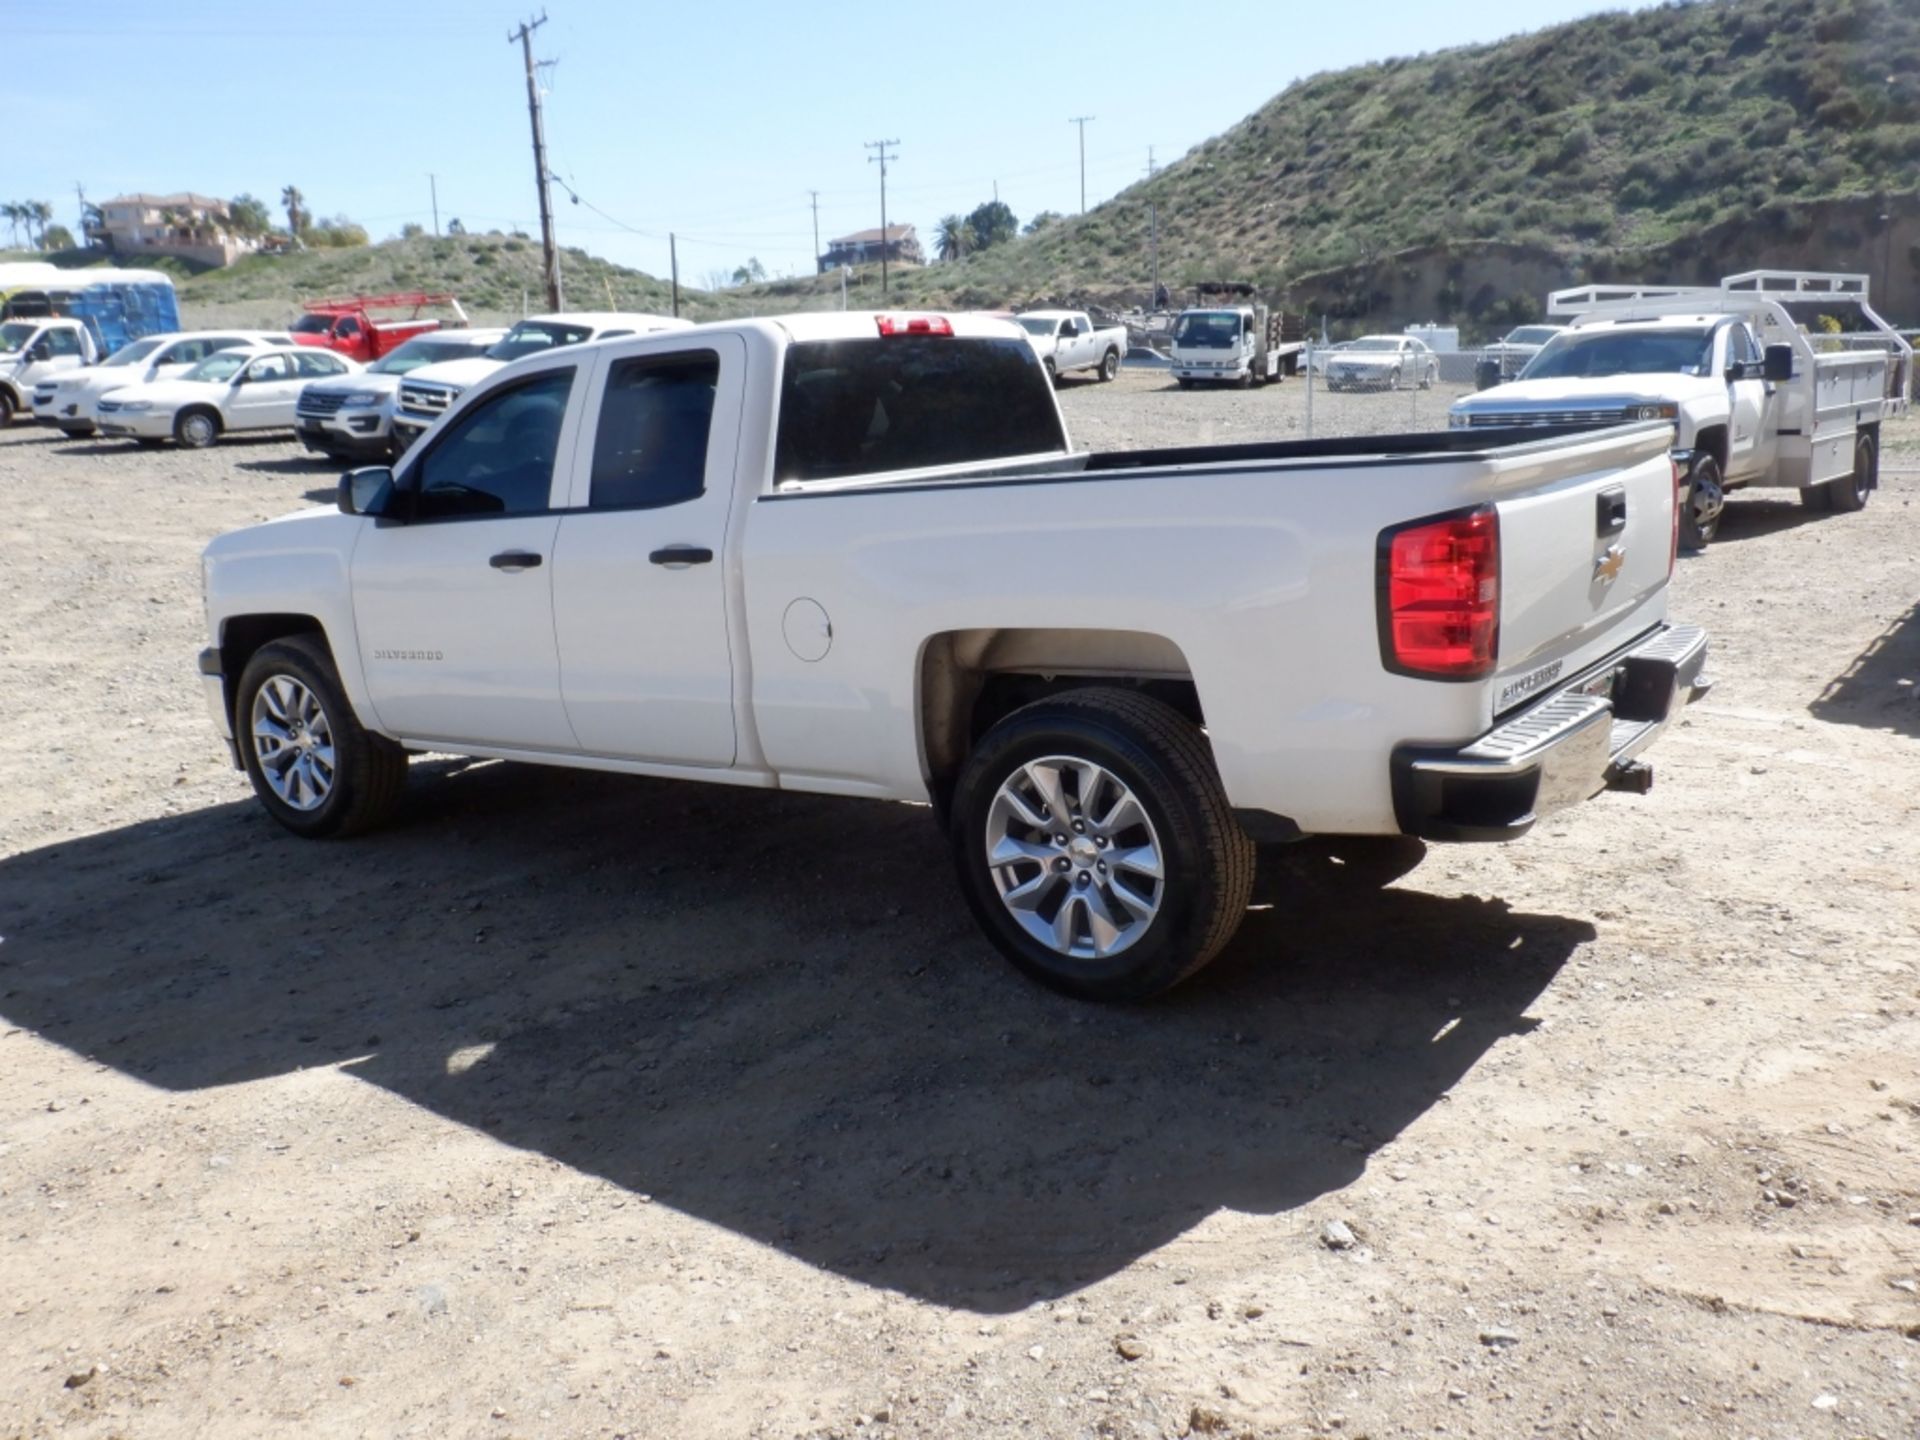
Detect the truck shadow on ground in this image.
<box><xmin>0</xmin><ymin>761</ymin><xmax>1589</xmax><ymax>1311</ymax></box>
<box><xmin>1810</xmin><ymin>601</ymin><xmax>1920</xmax><ymax>738</ymax></box>
<box><xmin>1707</xmin><ymin>495</ymin><xmax>1827</xmax><ymax>546</ymax></box>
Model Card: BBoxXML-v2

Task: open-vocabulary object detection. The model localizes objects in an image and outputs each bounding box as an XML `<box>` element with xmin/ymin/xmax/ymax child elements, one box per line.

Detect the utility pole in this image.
<box><xmin>429</xmin><ymin>174</ymin><xmax>440</xmax><ymax>237</ymax></box>
<box><xmin>73</xmin><ymin>181</ymin><xmax>88</xmax><ymax>245</ymax></box>
<box><xmin>808</xmin><ymin>190</ymin><xmax>820</xmax><ymax>274</ymax></box>
<box><xmin>1069</xmin><ymin>116</ymin><xmax>1095</xmax><ymax>213</ymax></box>
<box><xmin>865</xmin><ymin>139</ymin><xmax>899</xmax><ymax>296</ymax></box>
<box><xmin>1146</xmin><ymin>146</ymin><xmax>1156</xmax><ymax>179</ymax></box>
<box><xmin>670</xmin><ymin>233</ymin><xmax>680</xmax><ymax>318</ymax></box>
<box><xmin>509</xmin><ymin>12</ymin><xmax>563</xmax><ymax>311</ymax></box>
<box><xmin>1149</xmin><ymin>202</ymin><xmax>1160</xmax><ymax>312</ymax></box>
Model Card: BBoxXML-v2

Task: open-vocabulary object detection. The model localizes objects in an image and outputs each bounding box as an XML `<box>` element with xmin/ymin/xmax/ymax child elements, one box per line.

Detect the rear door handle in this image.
<box><xmin>649</xmin><ymin>546</ymin><xmax>714</xmax><ymax>566</ymax></box>
<box><xmin>489</xmin><ymin>550</ymin><xmax>543</xmax><ymax>571</ymax></box>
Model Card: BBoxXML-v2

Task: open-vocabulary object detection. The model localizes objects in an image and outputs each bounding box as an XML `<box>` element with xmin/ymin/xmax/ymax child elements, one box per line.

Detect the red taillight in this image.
<box><xmin>874</xmin><ymin>313</ymin><xmax>954</xmax><ymax>337</ymax></box>
<box><xmin>1378</xmin><ymin>506</ymin><xmax>1500</xmax><ymax>679</ymax></box>
<box><xmin>1669</xmin><ymin>454</ymin><xmax>1681</xmax><ymax>576</ymax></box>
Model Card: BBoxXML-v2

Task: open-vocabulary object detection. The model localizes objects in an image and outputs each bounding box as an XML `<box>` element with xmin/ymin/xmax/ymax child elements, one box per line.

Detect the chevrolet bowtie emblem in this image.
<box><xmin>1594</xmin><ymin>545</ymin><xmax>1626</xmax><ymax>583</ymax></box>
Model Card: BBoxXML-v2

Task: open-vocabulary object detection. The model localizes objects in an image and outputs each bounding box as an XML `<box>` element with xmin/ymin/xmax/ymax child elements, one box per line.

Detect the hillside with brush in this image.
<box><xmin>865</xmin><ymin>0</ymin><xmax>1920</xmax><ymax>326</ymax></box>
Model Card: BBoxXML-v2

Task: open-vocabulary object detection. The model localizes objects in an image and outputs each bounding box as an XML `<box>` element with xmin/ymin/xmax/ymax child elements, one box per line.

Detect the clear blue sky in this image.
<box><xmin>9</xmin><ymin>0</ymin><xmax>1659</xmax><ymax>284</ymax></box>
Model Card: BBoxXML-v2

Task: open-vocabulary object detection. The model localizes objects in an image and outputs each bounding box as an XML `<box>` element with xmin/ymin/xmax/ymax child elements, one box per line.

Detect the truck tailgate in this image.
<box><xmin>1487</xmin><ymin>425</ymin><xmax>1675</xmax><ymax>715</ymax></box>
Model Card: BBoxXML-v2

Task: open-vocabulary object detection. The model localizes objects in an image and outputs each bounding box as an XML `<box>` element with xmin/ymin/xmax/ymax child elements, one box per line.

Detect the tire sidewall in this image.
<box><xmin>236</xmin><ymin>641</ymin><xmax>365</xmax><ymax>838</ymax></box>
<box><xmin>1683</xmin><ymin>454</ymin><xmax>1724</xmax><ymax>547</ymax></box>
<box><xmin>950</xmin><ymin>706</ymin><xmax>1221</xmax><ymax>1000</ymax></box>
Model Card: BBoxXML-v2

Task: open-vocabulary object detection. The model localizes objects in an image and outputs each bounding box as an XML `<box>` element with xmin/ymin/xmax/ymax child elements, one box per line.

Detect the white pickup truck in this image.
<box><xmin>199</xmin><ymin>310</ymin><xmax>1708</xmax><ymax>1000</ymax></box>
<box><xmin>1015</xmin><ymin>309</ymin><xmax>1127</xmax><ymax>383</ymax></box>
<box><xmin>0</xmin><ymin>317</ymin><xmax>100</xmax><ymax>425</ymax></box>
<box><xmin>1450</xmin><ymin>271</ymin><xmax>1912</xmax><ymax>548</ymax></box>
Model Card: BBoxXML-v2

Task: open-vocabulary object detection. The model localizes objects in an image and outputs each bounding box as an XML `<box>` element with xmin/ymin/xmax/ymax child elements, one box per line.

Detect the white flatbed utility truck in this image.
<box><xmin>1169</xmin><ymin>288</ymin><xmax>1305</xmax><ymax>388</ymax></box>
<box><xmin>1450</xmin><ymin>271</ymin><xmax>1911</xmax><ymax>548</ymax></box>
<box><xmin>200</xmin><ymin>311</ymin><xmax>1709</xmax><ymax>1001</ymax></box>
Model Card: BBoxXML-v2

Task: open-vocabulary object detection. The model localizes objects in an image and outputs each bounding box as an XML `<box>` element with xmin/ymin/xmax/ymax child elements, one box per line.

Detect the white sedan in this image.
<box><xmin>1322</xmin><ymin>336</ymin><xmax>1438</xmax><ymax>392</ymax></box>
<box><xmin>96</xmin><ymin>344</ymin><xmax>361</xmax><ymax>448</ymax></box>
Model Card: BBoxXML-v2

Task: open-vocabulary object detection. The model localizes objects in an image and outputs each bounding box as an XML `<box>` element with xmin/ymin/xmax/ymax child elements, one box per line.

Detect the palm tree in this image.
<box><xmin>280</xmin><ymin>185</ymin><xmax>307</xmax><ymax>240</ymax></box>
<box><xmin>26</xmin><ymin>200</ymin><xmax>52</xmax><ymax>248</ymax></box>
<box><xmin>0</xmin><ymin>202</ymin><xmax>22</xmax><ymax>249</ymax></box>
<box><xmin>934</xmin><ymin>214</ymin><xmax>973</xmax><ymax>263</ymax></box>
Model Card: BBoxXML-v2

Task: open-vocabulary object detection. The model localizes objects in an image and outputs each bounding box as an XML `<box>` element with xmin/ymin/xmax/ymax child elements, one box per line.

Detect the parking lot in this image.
<box><xmin>2</xmin><ymin>382</ymin><xmax>1917</xmax><ymax>1438</ymax></box>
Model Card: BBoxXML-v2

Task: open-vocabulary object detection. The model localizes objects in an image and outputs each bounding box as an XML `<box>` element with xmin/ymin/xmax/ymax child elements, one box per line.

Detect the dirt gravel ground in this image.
<box><xmin>2</xmin><ymin>370</ymin><xmax>1918</xmax><ymax>1440</ymax></box>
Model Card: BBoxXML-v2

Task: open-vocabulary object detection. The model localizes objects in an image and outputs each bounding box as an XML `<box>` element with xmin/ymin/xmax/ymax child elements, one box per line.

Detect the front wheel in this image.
<box><xmin>949</xmin><ymin>688</ymin><xmax>1255</xmax><ymax>1001</ymax></box>
<box><xmin>1826</xmin><ymin>431</ymin><xmax>1875</xmax><ymax>514</ymax></box>
<box><xmin>1043</xmin><ymin>358</ymin><xmax>1058</xmax><ymax>388</ymax></box>
<box><xmin>174</xmin><ymin>408</ymin><xmax>221</xmax><ymax>449</ymax></box>
<box><xmin>1680</xmin><ymin>453</ymin><xmax>1724</xmax><ymax>551</ymax></box>
<box><xmin>1099</xmin><ymin>348</ymin><xmax>1119</xmax><ymax>382</ymax></box>
<box><xmin>0</xmin><ymin>391</ymin><xmax>14</xmax><ymax>427</ymax></box>
<box><xmin>236</xmin><ymin>636</ymin><xmax>408</xmax><ymax>838</ymax></box>
<box><xmin>1386</xmin><ymin>368</ymin><xmax>1401</xmax><ymax>391</ymax></box>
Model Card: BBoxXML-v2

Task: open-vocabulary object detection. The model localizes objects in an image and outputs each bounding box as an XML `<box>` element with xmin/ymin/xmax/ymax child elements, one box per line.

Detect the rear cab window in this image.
<box><xmin>773</xmin><ymin>335</ymin><xmax>1065</xmax><ymax>485</ymax></box>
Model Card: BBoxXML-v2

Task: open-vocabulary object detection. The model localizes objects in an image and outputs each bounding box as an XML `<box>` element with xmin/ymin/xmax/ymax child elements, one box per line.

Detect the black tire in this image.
<box><xmin>235</xmin><ymin>636</ymin><xmax>408</xmax><ymax>839</ymax></box>
<box><xmin>0</xmin><ymin>390</ymin><xmax>14</xmax><ymax>427</ymax></box>
<box><xmin>1176</xmin><ymin>377</ymin><xmax>1194</xmax><ymax>390</ymax></box>
<box><xmin>1236</xmin><ymin>369</ymin><xmax>1253</xmax><ymax>390</ymax></box>
<box><xmin>1419</xmin><ymin>364</ymin><xmax>1437</xmax><ymax>390</ymax></box>
<box><xmin>1099</xmin><ymin>348</ymin><xmax>1120</xmax><ymax>382</ymax></box>
<box><xmin>1826</xmin><ymin>431</ymin><xmax>1875</xmax><ymax>514</ymax></box>
<box><xmin>1043</xmin><ymin>358</ymin><xmax>1058</xmax><ymax>388</ymax></box>
<box><xmin>1680</xmin><ymin>453</ymin><xmax>1724</xmax><ymax>551</ymax></box>
<box><xmin>949</xmin><ymin>687</ymin><xmax>1256</xmax><ymax>1001</ymax></box>
<box><xmin>174</xmin><ymin>407</ymin><xmax>221</xmax><ymax>449</ymax></box>
<box><xmin>1386</xmin><ymin>368</ymin><xmax>1401</xmax><ymax>392</ymax></box>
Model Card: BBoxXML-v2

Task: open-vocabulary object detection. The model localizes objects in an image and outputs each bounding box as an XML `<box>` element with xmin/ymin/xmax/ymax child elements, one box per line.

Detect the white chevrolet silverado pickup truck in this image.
<box><xmin>1450</xmin><ymin>271</ymin><xmax>1912</xmax><ymax>549</ymax></box>
<box><xmin>199</xmin><ymin>310</ymin><xmax>1709</xmax><ymax>1000</ymax></box>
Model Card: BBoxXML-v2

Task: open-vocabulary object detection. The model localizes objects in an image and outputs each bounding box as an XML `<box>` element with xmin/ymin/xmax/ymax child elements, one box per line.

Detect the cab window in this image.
<box><xmin>43</xmin><ymin>328</ymin><xmax>84</xmax><ymax>357</ymax></box>
<box><xmin>412</xmin><ymin>369</ymin><xmax>575</xmax><ymax>520</ymax></box>
<box><xmin>588</xmin><ymin>352</ymin><xmax>718</xmax><ymax>510</ymax></box>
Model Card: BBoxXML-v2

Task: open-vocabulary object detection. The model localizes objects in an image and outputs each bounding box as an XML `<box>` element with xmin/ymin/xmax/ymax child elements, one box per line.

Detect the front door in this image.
<box><xmin>226</xmin><ymin>351</ymin><xmax>306</xmax><ymax>430</ymax></box>
<box><xmin>1722</xmin><ymin>324</ymin><xmax>1769</xmax><ymax>482</ymax></box>
<box><xmin>550</xmin><ymin>336</ymin><xmax>744</xmax><ymax>765</ymax></box>
<box><xmin>350</xmin><ymin>364</ymin><xmax>584</xmax><ymax>751</ymax></box>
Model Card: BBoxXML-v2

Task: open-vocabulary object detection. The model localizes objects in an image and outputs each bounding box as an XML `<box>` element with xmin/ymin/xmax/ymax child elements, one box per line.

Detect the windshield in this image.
<box><xmin>1017</xmin><ymin>317</ymin><xmax>1058</xmax><ymax>337</ymax></box>
<box><xmin>104</xmin><ymin>338</ymin><xmax>166</xmax><ymax>366</ymax></box>
<box><xmin>291</xmin><ymin>314</ymin><xmax>336</xmax><ymax>335</ymax></box>
<box><xmin>486</xmin><ymin>321</ymin><xmax>595</xmax><ymax>362</ymax></box>
<box><xmin>184</xmin><ymin>352</ymin><xmax>250</xmax><ymax>383</ymax></box>
<box><xmin>1172</xmin><ymin>312</ymin><xmax>1240</xmax><ymax>349</ymax></box>
<box><xmin>1347</xmin><ymin>339</ymin><xmax>1401</xmax><ymax>353</ymax></box>
<box><xmin>0</xmin><ymin>322</ymin><xmax>38</xmax><ymax>355</ymax></box>
<box><xmin>369</xmin><ymin>336</ymin><xmax>491</xmax><ymax>375</ymax></box>
<box><xmin>1520</xmin><ymin>327</ymin><xmax>1714</xmax><ymax>381</ymax></box>
<box><xmin>1505</xmin><ymin>327</ymin><xmax>1560</xmax><ymax>346</ymax></box>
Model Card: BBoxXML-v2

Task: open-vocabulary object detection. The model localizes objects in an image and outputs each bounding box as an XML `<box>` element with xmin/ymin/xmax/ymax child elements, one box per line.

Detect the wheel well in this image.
<box><xmin>219</xmin><ymin>614</ymin><xmax>329</xmax><ymax>714</ymax></box>
<box><xmin>919</xmin><ymin>628</ymin><xmax>1201</xmax><ymax>812</ymax></box>
<box><xmin>178</xmin><ymin>403</ymin><xmax>223</xmax><ymax>432</ymax></box>
<box><xmin>1692</xmin><ymin>424</ymin><xmax>1728</xmax><ymax>469</ymax></box>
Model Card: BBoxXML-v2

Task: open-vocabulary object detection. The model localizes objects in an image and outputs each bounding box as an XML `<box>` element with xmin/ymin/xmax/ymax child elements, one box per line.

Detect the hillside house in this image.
<box><xmin>87</xmin><ymin>194</ymin><xmax>258</xmax><ymax>268</ymax></box>
<box><xmin>819</xmin><ymin>224</ymin><xmax>923</xmax><ymax>273</ymax></box>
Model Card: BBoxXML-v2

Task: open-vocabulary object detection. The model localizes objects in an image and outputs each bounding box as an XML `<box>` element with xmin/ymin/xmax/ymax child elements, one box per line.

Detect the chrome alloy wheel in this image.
<box><xmin>984</xmin><ymin>756</ymin><xmax>1165</xmax><ymax>961</ymax></box>
<box><xmin>250</xmin><ymin>674</ymin><xmax>336</xmax><ymax>811</ymax></box>
<box><xmin>180</xmin><ymin>412</ymin><xmax>217</xmax><ymax>447</ymax></box>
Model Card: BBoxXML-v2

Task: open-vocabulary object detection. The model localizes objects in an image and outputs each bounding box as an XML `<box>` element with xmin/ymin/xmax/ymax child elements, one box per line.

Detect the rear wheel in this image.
<box><xmin>1680</xmin><ymin>453</ymin><xmax>1725</xmax><ymax>550</ymax></box>
<box><xmin>174</xmin><ymin>408</ymin><xmax>221</xmax><ymax>449</ymax></box>
<box><xmin>0</xmin><ymin>391</ymin><xmax>14</xmax><ymax>427</ymax></box>
<box><xmin>1826</xmin><ymin>431</ymin><xmax>1875</xmax><ymax>514</ymax></box>
<box><xmin>1176</xmin><ymin>377</ymin><xmax>1193</xmax><ymax>390</ymax></box>
<box><xmin>236</xmin><ymin>636</ymin><xmax>408</xmax><ymax>839</ymax></box>
<box><xmin>950</xmin><ymin>688</ymin><xmax>1255</xmax><ymax>1001</ymax></box>
<box><xmin>1099</xmin><ymin>348</ymin><xmax>1120</xmax><ymax>382</ymax></box>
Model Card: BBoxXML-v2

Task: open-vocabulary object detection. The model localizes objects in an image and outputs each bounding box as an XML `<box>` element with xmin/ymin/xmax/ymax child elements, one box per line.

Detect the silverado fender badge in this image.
<box><xmin>1593</xmin><ymin>545</ymin><xmax>1626</xmax><ymax>583</ymax></box>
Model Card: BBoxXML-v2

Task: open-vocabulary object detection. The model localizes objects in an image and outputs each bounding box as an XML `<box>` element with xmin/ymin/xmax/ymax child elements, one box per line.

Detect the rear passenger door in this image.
<box><xmin>550</xmin><ymin>335</ymin><xmax>745</xmax><ymax>765</ymax></box>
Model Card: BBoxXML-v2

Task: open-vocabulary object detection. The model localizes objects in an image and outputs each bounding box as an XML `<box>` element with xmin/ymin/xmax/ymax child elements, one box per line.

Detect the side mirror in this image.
<box><xmin>338</xmin><ymin>466</ymin><xmax>395</xmax><ymax>518</ymax></box>
<box><xmin>28</xmin><ymin>343</ymin><xmax>51</xmax><ymax>362</ymax></box>
<box><xmin>1762</xmin><ymin>344</ymin><xmax>1794</xmax><ymax>383</ymax></box>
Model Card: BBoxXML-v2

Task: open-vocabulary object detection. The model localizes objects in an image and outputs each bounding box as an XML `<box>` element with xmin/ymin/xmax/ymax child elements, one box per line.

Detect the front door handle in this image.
<box><xmin>489</xmin><ymin>550</ymin><xmax>543</xmax><ymax>571</ymax></box>
<box><xmin>649</xmin><ymin>546</ymin><xmax>714</xmax><ymax>566</ymax></box>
